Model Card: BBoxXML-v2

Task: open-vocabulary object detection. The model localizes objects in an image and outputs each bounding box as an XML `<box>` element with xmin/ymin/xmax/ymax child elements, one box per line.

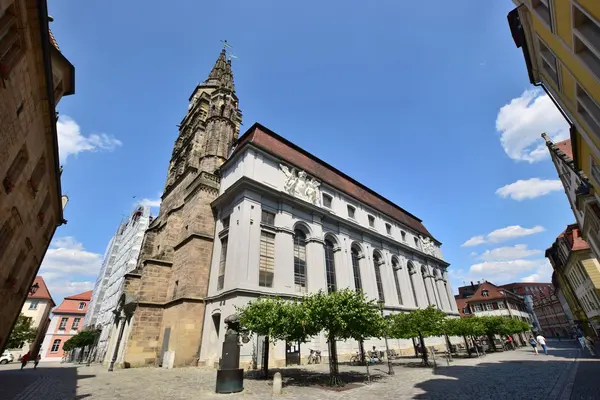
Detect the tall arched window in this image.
<box><xmin>421</xmin><ymin>266</ymin><xmax>432</xmax><ymax>305</ymax></box>
<box><xmin>324</xmin><ymin>239</ymin><xmax>337</xmax><ymax>293</ymax></box>
<box><xmin>373</xmin><ymin>252</ymin><xmax>385</xmax><ymax>302</ymax></box>
<box><xmin>293</xmin><ymin>230</ymin><xmax>307</xmax><ymax>293</ymax></box>
<box><xmin>351</xmin><ymin>246</ymin><xmax>362</xmax><ymax>292</ymax></box>
<box><xmin>408</xmin><ymin>262</ymin><xmax>419</xmax><ymax>307</ymax></box>
<box><xmin>432</xmin><ymin>269</ymin><xmax>443</xmax><ymax>308</ymax></box>
<box><xmin>392</xmin><ymin>258</ymin><xmax>403</xmax><ymax>305</ymax></box>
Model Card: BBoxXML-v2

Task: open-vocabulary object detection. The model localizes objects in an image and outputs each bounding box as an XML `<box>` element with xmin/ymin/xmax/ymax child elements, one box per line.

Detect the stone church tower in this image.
<box><xmin>118</xmin><ymin>48</ymin><xmax>242</xmax><ymax>368</ymax></box>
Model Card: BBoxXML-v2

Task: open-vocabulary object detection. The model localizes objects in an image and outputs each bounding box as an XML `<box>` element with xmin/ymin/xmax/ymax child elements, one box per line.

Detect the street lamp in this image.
<box><xmin>377</xmin><ymin>300</ymin><xmax>394</xmax><ymax>376</ymax></box>
<box><xmin>29</xmin><ymin>282</ymin><xmax>39</xmax><ymax>295</ymax></box>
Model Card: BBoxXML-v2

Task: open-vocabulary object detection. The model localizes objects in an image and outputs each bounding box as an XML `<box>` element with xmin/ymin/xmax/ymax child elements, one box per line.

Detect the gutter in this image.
<box><xmin>36</xmin><ymin>0</ymin><xmax>66</xmax><ymax>226</ymax></box>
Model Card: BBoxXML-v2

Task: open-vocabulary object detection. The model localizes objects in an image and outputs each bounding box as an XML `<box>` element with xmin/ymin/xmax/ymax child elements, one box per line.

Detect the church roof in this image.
<box><xmin>228</xmin><ymin>123</ymin><xmax>436</xmax><ymax>241</ymax></box>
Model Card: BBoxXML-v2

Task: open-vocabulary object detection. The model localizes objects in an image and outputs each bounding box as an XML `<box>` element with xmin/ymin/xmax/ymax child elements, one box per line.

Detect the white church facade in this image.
<box><xmin>198</xmin><ymin>123</ymin><xmax>460</xmax><ymax>368</ymax></box>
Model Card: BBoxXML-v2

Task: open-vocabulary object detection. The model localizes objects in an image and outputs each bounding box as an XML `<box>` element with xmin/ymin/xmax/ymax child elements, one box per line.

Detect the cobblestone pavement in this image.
<box><xmin>0</xmin><ymin>340</ymin><xmax>596</xmax><ymax>399</ymax></box>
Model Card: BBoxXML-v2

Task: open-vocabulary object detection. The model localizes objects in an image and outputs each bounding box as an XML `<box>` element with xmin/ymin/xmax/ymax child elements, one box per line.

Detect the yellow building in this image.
<box><xmin>508</xmin><ymin>1</ymin><xmax>600</xmax><ymax>259</ymax></box>
<box><xmin>546</xmin><ymin>224</ymin><xmax>600</xmax><ymax>336</ymax></box>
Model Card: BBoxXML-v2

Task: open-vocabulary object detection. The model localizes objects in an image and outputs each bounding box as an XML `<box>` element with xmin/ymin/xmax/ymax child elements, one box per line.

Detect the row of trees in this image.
<box><xmin>237</xmin><ymin>289</ymin><xmax>531</xmax><ymax>386</ymax></box>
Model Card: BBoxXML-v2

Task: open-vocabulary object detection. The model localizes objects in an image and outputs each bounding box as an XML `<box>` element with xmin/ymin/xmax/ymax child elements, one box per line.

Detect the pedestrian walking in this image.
<box><xmin>34</xmin><ymin>354</ymin><xmax>41</xmax><ymax>369</ymax></box>
<box><xmin>583</xmin><ymin>336</ymin><xmax>596</xmax><ymax>356</ymax></box>
<box><xmin>529</xmin><ymin>335</ymin><xmax>539</xmax><ymax>355</ymax></box>
<box><xmin>20</xmin><ymin>352</ymin><xmax>30</xmax><ymax>370</ymax></box>
<box><xmin>536</xmin><ymin>334</ymin><xmax>548</xmax><ymax>355</ymax></box>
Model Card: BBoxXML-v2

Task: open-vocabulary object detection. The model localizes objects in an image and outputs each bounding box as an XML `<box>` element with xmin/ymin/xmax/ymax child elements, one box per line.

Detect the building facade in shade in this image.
<box><xmin>508</xmin><ymin>1</ymin><xmax>600</xmax><ymax>261</ymax></box>
<box><xmin>39</xmin><ymin>290</ymin><xmax>91</xmax><ymax>361</ymax></box>
<box><xmin>0</xmin><ymin>0</ymin><xmax>75</xmax><ymax>353</ymax></box>
<box><xmin>6</xmin><ymin>277</ymin><xmax>54</xmax><ymax>360</ymax></box>
<box><xmin>83</xmin><ymin>206</ymin><xmax>150</xmax><ymax>363</ymax></box>
<box><xmin>197</xmin><ymin>123</ymin><xmax>460</xmax><ymax>368</ymax></box>
<box><xmin>546</xmin><ymin>224</ymin><xmax>600</xmax><ymax>337</ymax></box>
<box><xmin>543</xmin><ymin>137</ymin><xmax>586</xmax><ymax>228</ymax></box>
<box><xmin>501</xmin><ymin>282</ymin><xmax>572</xmax><ymax>337</ymax></box>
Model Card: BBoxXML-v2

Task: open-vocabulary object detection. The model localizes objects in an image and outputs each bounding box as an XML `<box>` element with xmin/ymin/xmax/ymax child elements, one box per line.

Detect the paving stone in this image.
<box><xmin>0</xmin><ymin>340</ymin><xmax>596</xmax><ymax>400</ymax></box>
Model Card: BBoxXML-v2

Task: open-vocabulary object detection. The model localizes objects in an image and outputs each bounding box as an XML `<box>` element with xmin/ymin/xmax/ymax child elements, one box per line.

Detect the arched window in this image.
<box><xmin>324</xmin><ymin>239</ymin><xmax>337</xmax><ymax>293</ymax></box>
<box><xmin>373</xmin><ymin>252</ymin><xmax>385</xmax><ymax>302</ymax></box>
<box><xmin>293</xmin><ymin>230</ymin><xmax>307</xmax><ymax>293</ymax></box>
<box><xmin>408</xmin><ymin>262</ymin><xmax>419</xmax><ymax>307</ymax></box>
<box><xmin>351</xmin><ymin>246</ymin><xmax>362</xmax><ymax>292</ymax></box>
<box><xmin>421</xmin><ymin>266</ymin><xmax>432</xmax><ymax>305</ymax></box>
<box><xmin>392</xmin><ymin>258</ymin><xmax>403</xmax><ymax>305</ymax></box>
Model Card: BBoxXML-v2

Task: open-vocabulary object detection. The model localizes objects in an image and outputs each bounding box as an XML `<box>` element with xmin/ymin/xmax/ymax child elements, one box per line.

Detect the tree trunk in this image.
<box><xmin>463</xmin><ymin>335</ymin><xmax>472</xmax><ymax>357</ymax></box>
<box><xmin>262</xmin><ymin>336</ymin><xmax>269</xmax><ymax>379</ymax></box>
<box><xmin>419</xmin><ymin>332</ymin><xmax>429</xmax><ymax>366</ymax></box>
<box><xmin>328</xmin><ymin>336</ymin><xmax>343</xmax><ymax>386</ymax></box>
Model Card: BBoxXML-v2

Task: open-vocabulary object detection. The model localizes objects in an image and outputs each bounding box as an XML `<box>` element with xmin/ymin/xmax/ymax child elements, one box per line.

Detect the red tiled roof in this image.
<box><xmin>555</xmin><ymin>139</ymin><xmax>573</xmax><ymax>160</ymax></box>
<box><xmin>229</xmin><ymin>124</ymin><xmax>434</xmax><ymax>240</ymax></box>
<box><xmin>28</xmin><ymin>276</ymin><xmax>54</xmax><ymax>306</ymax></box>
<box><xmin>65</xmin><ymin>290</ymin><xmax>92</xmax><ymax>301</ymax></box>
<box><xmin>562</xmin><ymin>223</ymin><xmax>589</xmax><ymax>251</ymax></box>
<box><xmin>48</xmin><ymin>29</ymin><xmax>60</xmax><ymax>51</ymax></box>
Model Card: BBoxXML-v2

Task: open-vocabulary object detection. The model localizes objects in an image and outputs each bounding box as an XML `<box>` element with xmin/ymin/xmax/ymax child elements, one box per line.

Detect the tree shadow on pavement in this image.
<box><xmin>0</xmin><ymin>364</ymin><xmax>96</xmax><ymax>400</ymax></box>
<box><xmin>245</xmin><ymin>367</ymin><xmax>385</xmax><ymax>388</ymax></box>
<box><xmin>411</xmin><ymin>346</ymin><xmax>598</xmax><ymax>400</ymax></box>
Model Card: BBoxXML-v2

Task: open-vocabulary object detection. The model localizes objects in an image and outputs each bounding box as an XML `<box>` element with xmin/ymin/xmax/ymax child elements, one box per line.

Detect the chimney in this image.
<box><xmin>470</xmin><ymin>281</ymin><xmax>474</xmax><ymax>289</ymax></box>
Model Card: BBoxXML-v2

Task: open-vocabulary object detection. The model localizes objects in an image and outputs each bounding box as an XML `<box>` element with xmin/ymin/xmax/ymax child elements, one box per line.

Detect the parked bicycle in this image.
<box><xmin>308</xmin><ymin>349</ymin><xmax>322</xmax><ymax>364</ymax></box>
<box><xmin>349</xmin><ymin>351</ymin><xmax>362</xmax><ymax>365</ymax></box>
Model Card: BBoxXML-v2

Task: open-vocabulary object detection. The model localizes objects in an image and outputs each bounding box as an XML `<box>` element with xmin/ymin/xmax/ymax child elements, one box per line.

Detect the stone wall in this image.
<box><xmin>0</xmin><ymin>0</ymin><xmax>73</xmax><ymax>352</ymax></box>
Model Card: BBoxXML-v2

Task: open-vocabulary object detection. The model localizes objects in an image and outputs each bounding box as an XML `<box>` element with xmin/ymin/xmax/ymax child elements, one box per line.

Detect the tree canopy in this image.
<box><xmin>62</xmin><ymin>329</ymin><xmax>100</xmax><ymax>352</ymax></box>
<box><xmin>6</xmin><ymin>314</ymin><xmax>37</xmax><ymax>349</ymax></box>
<box><xmin>388</xmin><ymin>306</ymin><xmax>446</xmax><ymax>339</ymax></box>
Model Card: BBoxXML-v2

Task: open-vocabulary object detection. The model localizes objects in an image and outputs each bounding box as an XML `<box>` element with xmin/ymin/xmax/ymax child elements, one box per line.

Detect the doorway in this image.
<box><xmin>285</xmin><ymin>341</ymin><xmax>300</xmax><ymax>366</ymax></box>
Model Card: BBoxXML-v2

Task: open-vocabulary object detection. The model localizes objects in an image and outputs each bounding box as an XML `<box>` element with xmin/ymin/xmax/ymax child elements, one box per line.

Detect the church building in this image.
<box><xmin>117</xmin><ymin>47</ymin><xmax>458</xmax><ymax>369</ymax></box>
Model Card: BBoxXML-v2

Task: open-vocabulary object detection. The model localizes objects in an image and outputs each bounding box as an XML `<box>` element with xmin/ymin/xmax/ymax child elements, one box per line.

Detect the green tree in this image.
<box><xmin>63</xmin><ymin>329</ymin><xmax>100</xmax><ymax>355</ymax></box>
<box><xmin>302</xmin><ymin>289</ymin><xmax>384</xmax><ymax>386</ymax></box>
<box><xmin>6</xmin><ymin>314</ymin><xmax>37</xmax><ymax>349</ymax></box>
<box><xmin>388</xmin><ymin>306</ymin><xmax>446</xmax><ymax>366</ymax></box>
<box><xmin>444</xmin><ymin>317</ymin><xmax>486</xmax><ymax>356</ymax></box>
<box><xmin>237</xmin><ymin>297</ymin><xmax>314</xmax><ymax>378</ymax></box>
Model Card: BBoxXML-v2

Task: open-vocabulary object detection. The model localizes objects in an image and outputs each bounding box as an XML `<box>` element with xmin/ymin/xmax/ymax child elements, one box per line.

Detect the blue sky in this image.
<box><xmin>40</xmin><ymin>0</ymin><xmax>575</xmax><ymax>302</ymax></box>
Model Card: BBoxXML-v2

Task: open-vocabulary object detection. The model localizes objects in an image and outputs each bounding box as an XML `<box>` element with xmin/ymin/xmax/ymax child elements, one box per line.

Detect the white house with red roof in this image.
<box><xmin>7</xmin><ymin>276</ymin><xmax>55</xmax><ymax>360</ymax></box>
<box><xmin>39</xmin><ymin>290</ymin><xmax>92</xmax><ymax>361</ymax></box>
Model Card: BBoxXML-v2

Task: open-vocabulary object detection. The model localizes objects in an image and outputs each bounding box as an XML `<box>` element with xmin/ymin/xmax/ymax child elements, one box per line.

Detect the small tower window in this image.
<box><xmin>368</xmin><ymin>215</ymin><xmax>375</xmax><ymax>228</ymax></box>
<box><xmin>322</xmin><ymin>193</ymin><xmax>332</xmax><ymax>209</ymax></box>
<box><xmin>401</xmin><ymin>231</ymin><xmax>407</xmax><ymax>242</ymax></box>
<box><xmin>482</xmin><ymin>290</ymin><xmax>489</xmax><ymax>297</ymax></box>
<box><xmin>385</xmin><ymin>223</ymin><xmax>392</xmax><ymax>235</ymax></box>
<box><xmin>347</xmin><ymin>205</ymin><xmax>356</xmax><ymax>219</ymax></box>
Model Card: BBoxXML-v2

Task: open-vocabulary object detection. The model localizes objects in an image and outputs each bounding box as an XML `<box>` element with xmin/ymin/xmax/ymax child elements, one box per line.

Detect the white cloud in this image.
<box><xmin>469</xmin><ymin>259</ymin><xmax>548</xmax><ymax>282</ymax></box>
<box><xmin>478</xmin><ymin>244</ymin><xmax>542</xmax><ymax>261</ymax></box>
<box><xmin>461</xmin><ymin>225</ymin><xmax>545</xmax><ymax>247</ymax></box>
<box><xmin>496</xmin><ymin>89</ymin><xmax>570</xmax><ymax>163</ymax></box>
<box><xmin>496</xmin><ymin>178</ymin><xmax>563</xmax><ymax>200</ymax></box>
<box><xmin>38</xmin><ymin>236</ymin><xmax>103</xmax><ymax>303</ymax></box>
<box><xmin>138</xmin><ymin>193</ymin><xmax>162</xmax><ymax>208</ymax></box>
<box><xmin>461</xmin><ymin>236</ymin><xmax>487</xmax><ymax>247</ymax></box>
<box><xmin>57</xmin><ymin>115</ymin><xmax>122</xmax><ymax>163</ymax></box>
<box><xmin>518</xmin><ymin>260</ymin><xmax>553</xmax><ymax>283</ymax></box>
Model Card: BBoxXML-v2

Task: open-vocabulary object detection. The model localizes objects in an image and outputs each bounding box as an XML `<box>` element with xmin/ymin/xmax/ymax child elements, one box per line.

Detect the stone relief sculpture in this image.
<box><xmin>280</xmin><ymin>164</ymin><xmax>321</xmax><ymax>205</ymax></box>
<box><xmin>421</xmin><ymin>237</ymin><xmax>436</xmax><ymax>256</ymax></box>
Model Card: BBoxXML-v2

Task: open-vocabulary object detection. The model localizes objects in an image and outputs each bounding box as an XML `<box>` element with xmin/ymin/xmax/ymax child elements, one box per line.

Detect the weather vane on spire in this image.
<box><xmin>221</xmin><ymin>39</ymin><xmax>238</xmax><ymax>62</ymax></box>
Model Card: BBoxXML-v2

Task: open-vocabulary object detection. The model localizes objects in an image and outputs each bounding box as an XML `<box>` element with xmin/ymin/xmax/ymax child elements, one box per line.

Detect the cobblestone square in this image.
<box><xmin>0</xmin><ymin>340</ymin><xmax>597</xmax><ymax>400</ymax></box>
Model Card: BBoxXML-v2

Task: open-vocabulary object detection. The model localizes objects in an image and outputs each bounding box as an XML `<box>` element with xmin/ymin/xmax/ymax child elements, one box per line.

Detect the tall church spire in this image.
<box><xmin>164</xmin><ymin>46</ymin><xmax>242</xmax><ymax>194</ymax></box>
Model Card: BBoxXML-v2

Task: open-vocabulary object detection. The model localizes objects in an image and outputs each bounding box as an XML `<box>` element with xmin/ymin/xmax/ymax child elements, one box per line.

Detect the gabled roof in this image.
<box><xmin>226</xmin><ymin>123</ymin><xmax>435</xmax><ymax>241</ymax></box>
<box><xmin>555</xmin><ymin>139</ymin><xmax>573</xmax><ymax>160</ymax></box>
<box><xmin>455</xmin><ymin>281</ymin><xmax>518</xmax><ymax>303</ymax></box>
<box><xmin>28</xmin><ymin>276</ymin><xmax>55</xmax><ymax>306</ymax></box>
<box><xmin>562</xmin><ymin>223</ymin><xmax>589</xmax><ymax>251</ymax></box>
<box><xmin>53</xmin><ymin>290</ymin><xmax>92</xmax><ymax>314</ymax></box>
<box><xmin>65</xmin><ymin>290</ymin><xmax>92</xmax><ymax>301</ymax></box>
